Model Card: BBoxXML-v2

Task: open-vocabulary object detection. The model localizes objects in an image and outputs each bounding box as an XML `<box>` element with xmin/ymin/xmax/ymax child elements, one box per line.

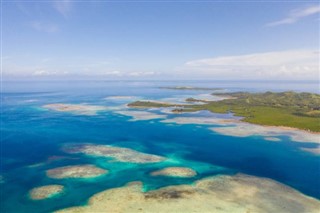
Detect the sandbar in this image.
<box><xmin>161</xmin><ymin>116</ymin><xmax>236</xmax><ymax>125</ymax></box>
<box><xmin>264</xmin><ymin>137</ymin><xmax>281</xmax><ymax>142</ymax></box>
<box><xmin>150</xmin><ymin>167</ymin><xmax>197</xmax><ymax>178</ymax></box>
<box><xmin>63</xmin><ymin>143</ymin><xmax>166</xmax><ymax>163</ymax></box>
<box><xmin>160</xmin><ymin>113</ymin><xmax>319</xmax><ymax>153</ymax></box>
<box><xmin>300</xmin><ymin>147</ymin><xmax>320</xmax><ymax>155</ymax></box>
<box><xmin>211</xmin><ymin>123</ymin><xmax>320</xmax><ymax>144</ymax></box>
<box><xmin>46</xmin><ymin>164</ymin><xmax>108</xmax><ymax>179</ymax></box>
<box><xmin>29</xmin><ymin>185</ymin><xmax>64</xmax><ymax>200</ymax></box>
<box><xmin>43</xmin><ymin>104</ymin><xmax>107</xmax><ymax>115</ymax></box>
<box><xmin>56</xmin><ymin>174</ymin><xmax>320</xmax><ymax>213</ymax></box>
<box><xmin>115</xmin><ymin>110</ymin><xmax>167</xmax><ymax>121</ymax></box>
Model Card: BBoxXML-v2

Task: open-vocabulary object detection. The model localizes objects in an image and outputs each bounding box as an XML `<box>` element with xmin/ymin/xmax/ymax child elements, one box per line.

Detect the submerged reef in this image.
<box><xmin>300</xmin><ymin>147</ymin><xmax>320</xmax><ymax>155</ymax></box>
<box><xmin>264</xmin><ymin>137</ymin><xmax>281</xmax><ymax>142</ymax></box>
<box><xmin>211</xmin><ymin>122</ymin><xmax>320</xmax><ymax>144</ymax></box>
<box><xmin>29</xmin><ymin>185</ymin><xmax>64</xmax><ymax>200</ymax></box>
<box><xmin>46</xmin><ymin>164</ymin><xmax>108</xmax><ymax>179</ymax></box>
<box><xmin>150</xmin><ymin>167</ymin><xmax>197</xmax><ymax>178</ymax></box>
<box><xmin>43</xmin><ymin>104</ymin><xmax>107</xmax><ymax>115</ymax></box>
<box><xmin>161</xmin><ymin>115</ymin><xmax>319</xmax><ymax>153</ymax></box>
<box><xmin>27</xmin><ymin>156</ymin><xmax>80</xmax><ymax>168</ymax></box>
<box><xmin>62</xmin><ymin>143</ymin><xmax>166</xmax><ymax>163</ymax></box>
<box><xmin>56</xmin><ymin>174</ymin><xmax>320</xmax><ymax>213</ymax></box>
<box><xmin>115</xmin><ymin>110</ymin><xmax>167</xmax><ymax>121</ymax></box>
<box><xmin>161</xmin><ymin>116</ymin><xmax>236</xmax><ymax>125</ymax></box>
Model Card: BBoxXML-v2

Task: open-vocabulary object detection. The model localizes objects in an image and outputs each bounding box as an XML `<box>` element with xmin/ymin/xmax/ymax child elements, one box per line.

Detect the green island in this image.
<box><xmin>185</xmin><ymin>97</ymin><xmax>210</xmax><ymax>103</ymax></box>
<box><xmin>128</xmin><ymin>91</ymin><xmax>320</xmax><ymax>132</ymax></box>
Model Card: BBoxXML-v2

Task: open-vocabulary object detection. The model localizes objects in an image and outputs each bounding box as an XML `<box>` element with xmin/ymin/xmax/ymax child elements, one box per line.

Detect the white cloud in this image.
<box><xmin>266</xmin><ymin>5</ymin><xmax>320</xmax><ymax>27</ymax></box>
<box><xmin>128</xmin><ymin>71</ymin><xmax>156</xmax><ymax>77</ymax></box>
<box><xmin>30</xmin><ymin>21</ymin><xmax>59</xmax><ymax>33</ymax></box>
<box><xmin>103</xmin><ymin>71</ymin><xmax>123</xmax><ymax>76</ymax></box>
<box><xmin>53</xmin><ymin>0</ymin><xmax>73</xmax><ymax>17</ymax></box>
<box><xmin>32</xmin><ymin>70</ymin><xmax>69</xmax><ymax>76</ymax></box>
<box><xmin>32</xmin><ymin>70</ymin><xmax>56</xmax><ymax>76</ymax></box>
<box><xmin>182</xmin><ymin>50</ymin><xmax>319</xmax><ymax>80</ymax></box>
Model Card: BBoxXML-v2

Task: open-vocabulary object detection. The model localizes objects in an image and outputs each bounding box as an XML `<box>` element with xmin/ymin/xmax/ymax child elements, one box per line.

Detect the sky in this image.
<box><xmin>2</xmin><ymin>1</ymin><xmax>320</xmax><ymax>80</ymax></box>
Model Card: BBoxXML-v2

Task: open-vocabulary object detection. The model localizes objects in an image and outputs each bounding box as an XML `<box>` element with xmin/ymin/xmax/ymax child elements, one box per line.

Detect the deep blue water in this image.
<box><xmin>1</xmin><ymin>80</ymin><xmax>319</xmax><ymax>213</ymax></box>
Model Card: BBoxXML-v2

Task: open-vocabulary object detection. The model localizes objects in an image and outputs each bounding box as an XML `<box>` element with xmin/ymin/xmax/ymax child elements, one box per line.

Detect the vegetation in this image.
<box><xmin>187</xmin><ymin>91</ymin><xmax>320</xmax><ymax>132</ymax></box>
<box><xmin>128</xmin><ymin>91</ymin><xmax>320</xmax><ymax>132</ymax></box>
<box><xmin>185</xmin><ymin>98</ymin><xmax>210</xmax><ymax>103</ymax></box>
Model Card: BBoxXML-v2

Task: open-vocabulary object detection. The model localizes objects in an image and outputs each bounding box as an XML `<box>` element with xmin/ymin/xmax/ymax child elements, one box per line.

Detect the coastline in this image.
<box><xmin>127</xmin><ymin>90</ymin><xmax>320</xmax><ymax>133</ymax></box>
<box><xmin>258</xmin><ymin>124</ymin><xmax>320</xmax><ymax>135</ymax></box>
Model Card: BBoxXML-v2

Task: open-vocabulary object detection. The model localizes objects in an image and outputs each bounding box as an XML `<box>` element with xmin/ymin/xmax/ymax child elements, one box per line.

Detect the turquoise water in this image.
<box><xmin>1</xmin><ymin>80</ymin><xmax>319</xmax><ymax>212</ymax></box>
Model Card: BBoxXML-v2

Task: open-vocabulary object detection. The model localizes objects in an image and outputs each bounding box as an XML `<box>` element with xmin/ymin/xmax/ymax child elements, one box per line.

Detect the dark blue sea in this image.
<box><xmin>1</xmin><ymin>80</ymin><xmax>319</xmax><ymax>212</ymax></box>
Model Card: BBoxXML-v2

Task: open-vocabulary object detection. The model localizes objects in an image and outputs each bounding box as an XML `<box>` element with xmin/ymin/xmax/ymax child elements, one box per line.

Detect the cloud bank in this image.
<box><xmin>181</xmin><ymin>50</ymin><xmax>319</xmax><ymax>80</ymax></box>
<box><xmin>3</xmin><ymin>50</ymin><xmax>318</xmax><ymax>81</ymax></box>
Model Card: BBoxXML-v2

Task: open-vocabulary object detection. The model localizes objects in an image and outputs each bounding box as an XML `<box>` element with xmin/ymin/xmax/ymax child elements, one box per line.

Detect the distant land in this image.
<box><xmin>159</xmin><ymin>86</ymin><xmax>224</xmax><ymax>91</ymax></box>
<box><xmin>128</xmin><ymin>91</ymin><xmax>320</xmax><ymax>132</ymax></box>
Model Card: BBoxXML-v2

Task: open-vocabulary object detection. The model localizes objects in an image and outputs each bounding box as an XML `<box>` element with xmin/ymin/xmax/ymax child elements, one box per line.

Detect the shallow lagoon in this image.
<box><xmin>1</xmin><ymin>80</ymin><xmax>319</xmax><ymax>212</ymax></box>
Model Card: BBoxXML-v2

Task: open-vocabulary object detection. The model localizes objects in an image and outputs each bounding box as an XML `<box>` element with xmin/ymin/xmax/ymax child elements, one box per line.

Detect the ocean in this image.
<box><xmin>1</xmin><ymin>80</ymin><xmax>319</xmax><ymax>212</ymax></box>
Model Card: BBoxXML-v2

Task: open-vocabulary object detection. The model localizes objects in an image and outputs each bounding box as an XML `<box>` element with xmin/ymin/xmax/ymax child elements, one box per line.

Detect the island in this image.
<box><xmin>184</xmin><ymin>97</ymin><xmax>210</xmax><ymax>103</ymax></box>
<box><xmin>128</xmin><ymin>91</ymin><xmax>320</xmax><ymax>132</ymax></box>
<box><xmin>43</xmin><ymin>104</ymin><xmax>107</xmax><ymax>115</ymax></box>
<box><xmin>62</xmin><ymin>143</ymin><xmax>166</xmax><ymax>163</ymax></box>
<box><xmin>55</xmin><ymin>174</ymin><xmax>320</xmax><ymax>213</ymax></box>
<box><xmin>46</xmin><ymin>165</ymin><xmax>108</xmax><ymax>179</ymax></box>
<box><xmin>150</xmin><ymin>167</ymin><xmax>197</xmax><ymax>178</ymax></box>
<box><xmin>29</xmin><ymin>185</ymin><xmax>64</xmax><ymax>200</ymax></box>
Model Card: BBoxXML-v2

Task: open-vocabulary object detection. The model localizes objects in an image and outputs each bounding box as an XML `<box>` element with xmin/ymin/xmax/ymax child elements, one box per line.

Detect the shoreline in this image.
<box><xmin>129</xmin><ymin>104</ymin><xmax>320</xmax><ymax>134</ymax></box>
<box><xmin>257</xmin><ymin>123</ymin><xmax>320</xmax><ymax>135</ymax></box>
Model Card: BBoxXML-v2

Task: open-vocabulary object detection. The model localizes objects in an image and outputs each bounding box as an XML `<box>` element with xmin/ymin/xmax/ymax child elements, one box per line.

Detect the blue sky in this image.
<box><xmin>2</xmin><ymin>1</ymin><xmax>319</xmax><ymax>80</ymax></box>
